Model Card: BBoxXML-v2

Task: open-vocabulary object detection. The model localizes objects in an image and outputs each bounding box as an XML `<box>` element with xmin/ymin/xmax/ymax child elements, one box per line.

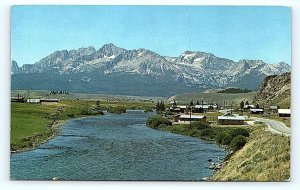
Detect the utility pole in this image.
<box><xmin>201</xmin><ymin>99</ymin><xmax>204</xmax><ymax>115</ymax></box>
<box><xmin>189</xmin><ymin>105</ymin><xmax>192</xmax><ymax>129</ymax></box>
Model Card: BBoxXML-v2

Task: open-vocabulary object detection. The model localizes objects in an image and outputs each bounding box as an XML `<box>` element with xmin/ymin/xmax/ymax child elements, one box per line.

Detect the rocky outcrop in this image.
<box><xmin>253</xmin><ymin>72</ymin><xmax>291</xmax><ymax>108</ymax></box>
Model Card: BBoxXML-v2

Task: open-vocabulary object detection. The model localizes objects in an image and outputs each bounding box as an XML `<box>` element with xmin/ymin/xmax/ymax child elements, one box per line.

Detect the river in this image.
<box><xmin>11</xmin><ymin>110</ymin><xmax>225</xmax><ymax>181</ymax></box>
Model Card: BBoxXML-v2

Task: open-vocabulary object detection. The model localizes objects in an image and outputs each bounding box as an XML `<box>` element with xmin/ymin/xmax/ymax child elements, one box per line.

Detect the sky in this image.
<box><xmin>12</xmin><ymin>5</ymin><xmax>291</xmax><ymax>66</ymax></box>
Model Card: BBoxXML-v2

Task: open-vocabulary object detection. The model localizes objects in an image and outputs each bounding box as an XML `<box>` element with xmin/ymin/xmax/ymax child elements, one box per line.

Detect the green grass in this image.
<box><xmin>153</xmin><ymin>121</ymin><xmax>249</xmax><ymax>143</ymax></box>
<box><xmin>212</xmin><ymin>126</ymin><xmax>290</xmax><ymax>181</ymax></box>
<box><xmin>107</xmin><ymin>106</ymin><xmax>127</xmax><ymax>114</ymax></box>
<box><xmin>11</xmin><ymin>103</ymin><xmax>59</xmax><ymax>150</ymax></box>
<box><xmin>11</xmin><ymin>99</ymin><xmax>156</xmax><ymax>152</ymax></box>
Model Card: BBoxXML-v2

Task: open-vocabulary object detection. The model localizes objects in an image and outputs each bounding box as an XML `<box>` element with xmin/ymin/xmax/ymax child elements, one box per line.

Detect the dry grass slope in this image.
<box><xmin>213</xmin><ymin>126</ymin><xmax>290</xmax><ymax>181</ymax></box>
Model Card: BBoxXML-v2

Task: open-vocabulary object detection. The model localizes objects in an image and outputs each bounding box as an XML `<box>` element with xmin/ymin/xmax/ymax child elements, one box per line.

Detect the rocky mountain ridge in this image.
<box><xmin>12</xmin><ymin>43</ymin><xmax>291</xmax><ymax>96</ymax></box>
<box><xmin>253</xmin><ymin>72</ymin><xmax>291</xmax><ymax>108</ymax></box>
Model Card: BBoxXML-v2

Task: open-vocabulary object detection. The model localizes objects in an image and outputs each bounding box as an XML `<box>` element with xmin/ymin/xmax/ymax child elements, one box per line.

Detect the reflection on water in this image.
<box><xmin>11</xmin><ymin>110</ymin><xmax>224</xmax><ymax>180</ymax></box>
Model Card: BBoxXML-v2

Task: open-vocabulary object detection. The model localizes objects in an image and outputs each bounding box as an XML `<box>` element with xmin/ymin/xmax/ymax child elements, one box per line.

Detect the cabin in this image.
<box><xmin>175</xmin><ymin>114</ymin><xmax>207</xmax><ymax>123</ymax></box>
<box><xmin>27</xmin><ymin>98</ymin><xmax>41</xmax><ymax>104</ymax></box>
<box><xmin>11</xmin><ymin>94</ymin><xmax>25</xmax><ymax>103</ymax></box>
<box><xmin>244</xmin><ymin>105</ymin><xmax>255</xmax><ymax>109</ymax></box>
<box><xmin>40</xmin><ymin>98</ymin><xmax>60</xmax><ymax>103</ymax></box>
<box><xmin>250</xmin><ymin>108</ymin><xmax>264</xmax><ymax>114</ymax></box>
<box><xmin>170</xmin><ymin>105</ymin><xmax>187</xmax><ymax>113</ymax></box>
<box><xmin>278</xmin><ymin>109</ymin><xmax>291</xmax><ymax>117</ymax></box>
<box><xmin>11</xmin><ymin>96</ymin><xmax>25</xmax><ymax>103</ymax></box>
<box><xmin>218</xmin><ymin>115</ymin><xmax>245</xmax><ymax>125</ymax></box>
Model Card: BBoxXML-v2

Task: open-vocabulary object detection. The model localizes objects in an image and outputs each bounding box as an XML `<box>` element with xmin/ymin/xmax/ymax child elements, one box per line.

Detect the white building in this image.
<box><xmin>278</xmin><ymin>109</ymin><xmax>291</xmax><ymax>117</ymax></box>
<box><xmin>27</xmin><ymin>99</ymin><xmax>41</xmax><ymax>103</ymax></box>
<box><xmin>175</xmin><ymin>114</ymin><xmax>207</xmax><ymax>123</ymax></box>
<box><xmin>218</xmin><ymin>115</ymin><xmax>245</xmax><ymax>125</ymax></box>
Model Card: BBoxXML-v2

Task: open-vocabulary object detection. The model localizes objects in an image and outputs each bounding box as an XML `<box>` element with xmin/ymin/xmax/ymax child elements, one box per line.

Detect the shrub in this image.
<box><xmin>216</xmin><ymin>132</ymin><xmax>234</xmax><ymax>145</ymax></box>
<box><xmin>190</xmin><ymin>121</ymin><xmax>210</xmax><ymax>130</ymax></box>
<box><xmin>230</xmin><ymin>135</ymin><xmax>247</xmax><ymax>151</ymax></box>
<box><xmin>80</xmin><ymin>108</ymin><xmax>92</xmax><ymax>115</ymax></box>
<box><xmin>107</xmin><ymin>106</ymin><xmax>126</xmax><ymax>114</ymax></box>
<box><xmin>198</xmin><ymin>128</ymin><xmax>217</xmax><ymax>140</ymax></box>
<box><xmin>147</xmin><ymin>115</ymin><xmax>172</xmax><ymax>129</ymax></box>
<box><xmin>164</xmin><ymin>110</ymin><xmax>175</xmax><ymax>115</ymax></box>
<box><xmin>229</xmin><ymin>128</ymin><xmax>249</xmax><ymax>138</ymax></box>
<box><xmin>144</xmin><ymin>108</ymin><xmax>154</xmax><ymax>113</ymax></box>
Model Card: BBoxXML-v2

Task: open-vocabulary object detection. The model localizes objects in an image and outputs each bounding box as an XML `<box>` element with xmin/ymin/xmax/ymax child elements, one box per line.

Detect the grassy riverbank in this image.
<box><xmin>11</xmin><ymin>100</ymin><xmax>103</xmax><ymax>152</ymax></box>
<box><xmin>147</xmin><ymin>116</ymin><xmax>249</xmax><ymax>151</ymax></box>
<box><xmin>11</xmin><ymin>99</ymin><xmax>155</xmax><ymax>152</ymax></box>
<box><xmin>212</xmin><ymin>126</ymin><xmax>290</xmax><ymax>181</ymax></box>
<box><xmin>146</xmin><ymin>116</ymin><xmax>290</xmax><ymax>181</ymax></box>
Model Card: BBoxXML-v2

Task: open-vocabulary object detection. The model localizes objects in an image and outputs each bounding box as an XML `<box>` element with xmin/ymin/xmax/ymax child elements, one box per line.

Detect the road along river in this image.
<box><xmin>251</xmin><ymin>117</ymin><xmax>291</xmax><ymax>136</ymax></box>
<box><xmin>11</xmin><ymin>110</ymin><xmax>225</xmax><ymax>181</ymax></box>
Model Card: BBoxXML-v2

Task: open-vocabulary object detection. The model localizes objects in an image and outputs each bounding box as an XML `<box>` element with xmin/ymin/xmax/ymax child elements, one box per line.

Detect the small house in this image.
<box><xmin>40</xmin><ymin>98</ymin><xmax>60</xmax><ymax>103</ymax></box>
<box><xmin>278</xmin><ymin>109</ymin><xmax>291</xmax><ymax>117</ymax></box>
<box><xmin>178</xmin><ymin>114</ymin><xmax>207</xmax><ymax>123</ymax></box>
<box><xmin>11</xmin><ymin>94</ymin><xmax>25</xmax><ymax>103</ymax></box>
<box><xmin>11</xmin><ymin>97</ymin><xmax>25</xmax><ymax>103</ymax></box>
<box><xmin>27</xmin><ymin>98</ymin><xmax>41</xmax><ymax>104</ymax></box>
<box><xmin>170</xmin><ymin>105</ymin><xmax>186</xmax><ymax>113</ymax></box>
<box><xmin>244</xmin><ymin>105</ymin><xmax>255</xmax><ymax>109</ymax></box>
<box><xmin>250</xmin><ymin>108</ymin><xmax>264</xmax><ymax>114</ymax></box>
<box><xmin>218</xmin><ymin>115</ymin><xmax>245</xmax><ymax>125</ymax></box>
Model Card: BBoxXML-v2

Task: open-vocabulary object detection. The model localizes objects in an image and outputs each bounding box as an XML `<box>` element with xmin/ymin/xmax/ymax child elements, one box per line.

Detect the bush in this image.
<box><xmin>198</xmin><ymin>128</ymin><xmax>217</xmax><ymax>140</ymax></box>
<box><xmin>80</xmin><ymin>108</ymin><xmax>92</xmax><ymax>115</ymax></box>
<box><xmin>190</xmin><ymin>121</ymin><xmax>210</xmax><ymax>130</ymax></box>
<box><xmin>216</xmin><ymin>132</ymin><xmax>234</xmax><ymax>145</ymax></box>
<box><xmin>229</xmin><ymin>128</ymin><xmax>250</xmax><ymax>138</ymax></box>
<box><xmin>230</xmin><ymin>135</ymin><xmax>247</xmax><ymax>151</ymax></box>
<box><xmin>144</xmin><ymin>108</ymin><xmax>154</xmax><ymax>113</ymax></box>
<box><xmin>147</xmin><ymin>115</ymin><xmax>172</xmax><ymax>129</ymax></box>
<box><xmin>107</xmin><ymin>106</ymin><xmax>126</xmax><ymax>114</ymax></box>
<box><xmin>164</xmin><ymin>110</ymin><xmax>175</xmax><ymax>115</ymax></box>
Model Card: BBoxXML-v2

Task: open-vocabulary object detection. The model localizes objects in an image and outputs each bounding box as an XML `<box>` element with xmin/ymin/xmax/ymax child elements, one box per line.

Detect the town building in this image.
<box><xmin>40</xmin><ymin>98</ymin><xmax>60</xmax><ymax>103</ymax></box>
<box><xmin>174</xmin><ymin>114</ymin><xmax>207</xmax><ymax>123</ymax></box>
<box><xmin>250</xmin><ymin>108</ymin><xmax>264</xmax><ymax>114</ymax></box>
<box><xmin>27</xmin><ymin>99</ymin><xmax>41</xmax><ymax>104</ymax></box>
<box><xmin>278</xmin><ymin>109</ymin><xmax>291</xmax><ymax>117</ymax></box>
<box><xmin>218</xmin><ymin>114</ymin><xmax>245</xmax><ymax>125</ymax></box>
<box><xmin>244</xmin><ymin>104</ymin><xmax>255</xmax><ymax>109</ymax></box>
<box><xmin>170</xmin><ymin>105</ymin><xmax>187</xmax><ymax>113</ymax></box>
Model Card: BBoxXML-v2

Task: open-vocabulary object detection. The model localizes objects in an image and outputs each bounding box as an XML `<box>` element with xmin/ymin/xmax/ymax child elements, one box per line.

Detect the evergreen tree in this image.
<box><xmin>156</xmin><ymin>101</ymin><xmax>160</xmax><ymax>111</ymax></box>
<box><xmin>172</xmin><ymin>100</ymin><xmax>177</xmax><ymax>108</ymax></box>
<box><xmin>161</xmin><ymin>101</ymin><xmax>165</xmax><ymax>111</ymax></box>
<box><xmin>190</xmin><ymin>100</ymin><xmax>194</xmax><ymax>107</ymax></box>
<box><xmin>196</xmin><ymin>100</ymin><xmax>200</xmax><ymax>105</ymax></box>
<box><xmin>245</xmin><ymin>101</ymin><xmax>249</xmax><ymax>105</ymax></box>
<box><xmin>96</xmin><ymin>100</ymin><xmax>100</xmax><ymax>110</ymax></box>
<box><xmin>240</xmin><ymin>101</ymin><xmax>244</xmax><ymax>109</ymax></box>
<box><xmin>256</xmin><ymin>104</ymin><xmax>260</xmax><ymax>109</ymax></box>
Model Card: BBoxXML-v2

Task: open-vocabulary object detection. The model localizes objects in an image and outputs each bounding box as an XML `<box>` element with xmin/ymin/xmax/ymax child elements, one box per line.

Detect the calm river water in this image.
<box><xmin>11</xmin><ymin>110</ymin><xmax>225</xmax><ymax>181</ymax></box>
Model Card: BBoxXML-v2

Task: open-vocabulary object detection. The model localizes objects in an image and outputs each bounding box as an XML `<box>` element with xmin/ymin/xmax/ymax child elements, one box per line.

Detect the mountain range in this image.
<box><xmin>11</xmin><ymin>43</ymin><xmax>291</xmax><ymax>96</ymax></box>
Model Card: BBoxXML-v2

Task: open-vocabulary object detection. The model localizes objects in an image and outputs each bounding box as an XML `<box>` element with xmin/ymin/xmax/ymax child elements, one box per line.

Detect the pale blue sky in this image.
<box><xmin>12</xmin><ymin>6</ymin><xmax>291</xmax><ymax>66</ymax></box>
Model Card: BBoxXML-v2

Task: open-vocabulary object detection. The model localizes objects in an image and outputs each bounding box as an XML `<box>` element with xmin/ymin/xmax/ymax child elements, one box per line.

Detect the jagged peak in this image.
<box><xmin>99</xmin><ymin>43</ymin><xmax>121</xmax><ymax>51</ymax></box>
